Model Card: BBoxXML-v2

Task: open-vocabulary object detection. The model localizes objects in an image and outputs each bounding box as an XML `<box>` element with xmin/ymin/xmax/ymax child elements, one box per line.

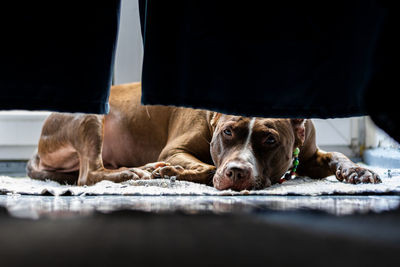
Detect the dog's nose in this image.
<box><xmin>224</xmin><ymin>163</ymin><xmax>251</xmax><ymax>181</ymax></box>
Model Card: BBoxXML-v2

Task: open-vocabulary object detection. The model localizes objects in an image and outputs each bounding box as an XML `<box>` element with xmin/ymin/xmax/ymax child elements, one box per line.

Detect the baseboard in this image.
<box><xmin>0</xmin><ymin>161</ymin><xmax>27</xmax><ymax>177</ymax></box>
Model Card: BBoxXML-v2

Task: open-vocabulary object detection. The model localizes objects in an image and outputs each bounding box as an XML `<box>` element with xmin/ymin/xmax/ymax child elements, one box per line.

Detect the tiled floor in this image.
<box><xmin>1</xmin><ymin>194</ymin><xmax>400</xmax><ymax>219</ymax></box>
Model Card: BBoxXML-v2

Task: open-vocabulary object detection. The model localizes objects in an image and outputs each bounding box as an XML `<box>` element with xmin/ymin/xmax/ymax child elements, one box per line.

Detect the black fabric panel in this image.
<box><xmin>0</xmin><ymin>1</ymin><xmax>121</xmax><ymax>114</ymax></box>
<box><xmin>365</xmin><ymin>5</ymin><xmax>399</xmax><ymax>142</ymax></box>
<box><xmin>140</xmin><ymin>1</ymin><xmax>387</xmax><ymax>118</ymax></box>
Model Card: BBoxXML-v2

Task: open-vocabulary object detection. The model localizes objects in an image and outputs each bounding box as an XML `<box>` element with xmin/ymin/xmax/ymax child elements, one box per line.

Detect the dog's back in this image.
<box><xmin>27</xmin><ymin>82</ymin><xmax>214</xmax><ymax>184</ymax></box>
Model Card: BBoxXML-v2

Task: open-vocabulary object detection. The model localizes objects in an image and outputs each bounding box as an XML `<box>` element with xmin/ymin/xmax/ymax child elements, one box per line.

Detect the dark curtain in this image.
<box><xmin>0</xmin><ymin>1</ymin><xmax>121</xmax><ymax>114</ymax></box>
<box><xmin>139</xmin><ymin>0</ymin><xmax>389</xmax><ymax>119</ymax></box>
<box><xmin>0</xmin><ymin>1</ymin><xmax>396</xmax><ymax>141</ymax></box>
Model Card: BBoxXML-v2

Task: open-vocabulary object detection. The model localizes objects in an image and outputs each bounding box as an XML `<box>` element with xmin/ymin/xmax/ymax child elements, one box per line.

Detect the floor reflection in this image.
<box><xmin>1</xmin><ymin>194</ymin><xmax>400</xmax><ymax>219</ymax></box>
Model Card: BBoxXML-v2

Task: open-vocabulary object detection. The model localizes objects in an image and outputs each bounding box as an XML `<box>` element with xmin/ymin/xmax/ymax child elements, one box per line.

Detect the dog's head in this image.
<box><xmin>209</xmin><ymin>114</ymin><xmax>306</xmax><ymax>191</ymax></box>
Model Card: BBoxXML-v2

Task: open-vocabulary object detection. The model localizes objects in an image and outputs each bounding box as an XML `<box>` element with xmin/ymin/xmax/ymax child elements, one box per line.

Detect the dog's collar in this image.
<box><xmin>279</xmin><ymin>147</ymin><xmax>300</xmax><ymax>184</ymax></box>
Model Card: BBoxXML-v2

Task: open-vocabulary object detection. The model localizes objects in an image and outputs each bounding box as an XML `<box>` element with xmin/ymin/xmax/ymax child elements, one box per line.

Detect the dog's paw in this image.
<box><xmin>140</xmin><ymin>162</ymin><xmax>171</xmax><ymax>173</ymax></box>
<box><xmin>152</xmin><ymin>165</ymin><xmax>185</xmax><ymax>178</ymax></box>
<box><xmin>336</xmin><ymin>165</ymin><xmax>381</xmax><ymax>184</ymax></box>
<box><xmin>128</xmin><ymin>168</ymin><xmax>153</xmax><ymax>180</ymax></box>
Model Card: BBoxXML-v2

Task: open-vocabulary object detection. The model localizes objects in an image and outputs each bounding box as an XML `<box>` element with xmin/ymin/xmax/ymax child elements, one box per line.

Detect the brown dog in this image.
<box><xmin>27</xmin><ymin>82</ymin><xmax>381</xmax><ymax>190</ymax></box>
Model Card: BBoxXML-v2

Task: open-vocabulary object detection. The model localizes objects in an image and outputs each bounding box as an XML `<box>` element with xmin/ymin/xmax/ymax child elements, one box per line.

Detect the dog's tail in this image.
<box><xmin>26</xmin><ymin>152</ymin><xmax>78</xmax><ymax>184</ymax></box>
<box><xmin>26</xmin><ymin>152</ymin><xmax>40</xmax><ymax>178</ymax></box>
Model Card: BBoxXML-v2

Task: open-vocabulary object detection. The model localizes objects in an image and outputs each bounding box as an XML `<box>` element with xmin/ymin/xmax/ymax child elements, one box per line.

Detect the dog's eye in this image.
<box><xmin>223</xmin><ymin>128</ymin><xmax>232</xmax><ymax>136</ymax></box>
<box><xmin>264</xmin><ymin>135</ymin><xmax>276</xmax><ymax>144</ymax></box>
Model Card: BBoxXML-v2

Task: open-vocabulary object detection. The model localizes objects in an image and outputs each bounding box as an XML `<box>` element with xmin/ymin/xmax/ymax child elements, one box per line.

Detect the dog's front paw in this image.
<box><xmin>128</xmin><ymin>168</ymin><xmax>153</xmax><ymax>180</ymax></box>
<box><xmin>140</xmin><ymin>162</ymin><xmax>171</xmax><ymax>173</ymax></box>
<box><xmin>336</xmin><ymin>165</ymin><xmax>381</xmax><ymax>184</ymax></box>
<box><xmin>152</xmin><ymin>165</ymin><xmax>185</xmax><ymax>178</ymax></box>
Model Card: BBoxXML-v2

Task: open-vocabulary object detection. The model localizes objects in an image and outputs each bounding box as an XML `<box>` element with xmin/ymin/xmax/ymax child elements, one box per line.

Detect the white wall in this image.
<box><xmin>0</xmin><ymin>111</ymin><xmax>50</xmax><ymax>160</ymax></box>
<box><xmin>313</xmin><ymin>118</ymin><xmax>354</xmax><ymax>147</ymax></box>
<box><xmin>114</xmin><ymin>0</ymin><xmax>143</xmax><ymax>84</ymax></box>
<box><xmin>313</xmin><ymin>117</ymin><xmax>363</xmax><ymax>157</ymax></box>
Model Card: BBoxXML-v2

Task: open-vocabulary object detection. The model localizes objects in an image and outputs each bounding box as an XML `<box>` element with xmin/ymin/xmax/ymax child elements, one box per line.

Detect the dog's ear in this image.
<box><xmin>291</xmin><ymin>119</ymin><xmax>306</xmax><ymax>147</ymax></box>
<box><xmin>209</xmin><ymin>112</ymin><xmax>223</xmax><ymax>132</ymax></box>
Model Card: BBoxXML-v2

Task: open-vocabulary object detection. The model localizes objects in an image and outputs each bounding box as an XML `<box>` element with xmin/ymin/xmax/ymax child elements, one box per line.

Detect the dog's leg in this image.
<box><xmin>69</xmin><ymin>114</ymin><xmax>156</xmax><ymax>185</ymax></box>
<box><xmin>28</xmin><ymin>113</ymin><xmax>153</xmax><ymax>185</ymax></box>
<box><xmin>297</xmin><ymin>149</ymin><xmax>381</xmax><ymax>183</ymax></box>
<box><xmin>155</xmin><ymin>152</ymin><xmax>216</xmax><ymax>185</ymax></box>
<box><xmin>296</xmin><ymin>121</ymin><xmax>381</xmax><ymax>184</ymax></box>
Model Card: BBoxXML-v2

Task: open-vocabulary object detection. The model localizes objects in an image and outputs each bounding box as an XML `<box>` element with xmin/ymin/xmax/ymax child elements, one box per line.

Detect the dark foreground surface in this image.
<box><xmin>1</xmin><ymin>195</ymin><xmax>400</xmax><ymax>266</ymax></box>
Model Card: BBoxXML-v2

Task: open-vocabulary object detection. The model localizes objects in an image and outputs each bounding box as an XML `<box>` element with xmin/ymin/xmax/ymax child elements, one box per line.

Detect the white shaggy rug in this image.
<box><xmin>1</xmin><ymin>166</ymin><xmax>400</xmax><ymax>196</ymax></box>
